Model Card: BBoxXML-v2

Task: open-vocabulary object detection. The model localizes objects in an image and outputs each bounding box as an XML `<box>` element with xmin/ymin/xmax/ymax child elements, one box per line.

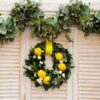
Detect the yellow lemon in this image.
<box><xmin>58</xmin><ymin>63</ymin><xmax>67</xmax><ymax>71</ymax></box>
<box><xmin>37</xmin><ymin>70</ymin><xmax>46</xmax><ymax>79</ymax></box>
<box><xmin>34</xmin><ymin>47</ymin><xmax>42</xmax><ymax>56</ymax></box>
<box><xmin>43</xmin><ymin>76</ymin><xmax>51</xmax><ymax>84</ymax></box>
<box><xmin>55</xmin><ymin>53</ymin><xmax>63</xmax><ymax>61</ymax></box>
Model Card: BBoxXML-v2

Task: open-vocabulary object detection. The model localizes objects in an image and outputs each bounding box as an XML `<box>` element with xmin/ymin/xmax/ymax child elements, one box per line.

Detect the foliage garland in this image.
<box><xmin>10</xmin><ymin>0</ymin><xmax>44</xmax><ymax>32</ymax></box>
<box><xmin>57</xmin><ymin>1</ymin><xmax>100</xmax><ymax>35</ymax></box>
<box><xmin>0</xmin><ymin>17</ymin><xmax>19</xmax><ymax>41</ymax></box>
<box><xmin>24</xmin><ymin>41</ymin><xmax>74</xmax><ymax>90</ymax></box>
<box><xmin>0</xmin><ymin>0</ymin><xmax>61</xmax><ymax>41</ymax></box>
<box><xmin>0</xmin><ymin>0</ymin><xmax>99</xmax><ymax>41</ymax></box>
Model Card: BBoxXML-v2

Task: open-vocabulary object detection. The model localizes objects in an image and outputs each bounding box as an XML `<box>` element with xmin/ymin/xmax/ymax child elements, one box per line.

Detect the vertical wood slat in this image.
<box><xmin>25</xmin><ymin>28</ymin><xmax>32</xmax><ymax>100</ymax></box>
<box><xmin>67</xmin><ymin>29</ymin><xmax>73</xmax><ymax>100</ymax></box>
<box><xmin>20</xmin><ymin>33</ymin><xmax>27</xmax><ymax>100</ymax></box>
<box><xmin>72</xmin><ymin>27</ymin><xmax>79</xmax><ymax>100</ymax></box>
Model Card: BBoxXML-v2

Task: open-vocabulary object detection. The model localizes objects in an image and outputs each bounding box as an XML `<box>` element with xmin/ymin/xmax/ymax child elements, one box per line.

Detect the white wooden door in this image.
<box><xmin>0</xmin><ymin>37</ymin><xmax>21</xmax><ymax>100</ymax></box>
<box><xmin>72</xmin><ymin>28</ymin><xmax>100</xmax><ymax>100</ymax></box>
<box><xmin>0</xmin><ymin>34</ymin><xmax>27</xmax><ymax>100</ymax></box>
<box><xmin>72</xmin><ymin>1</ymin><xmax>100</xmax><ymax>100</ymax></box>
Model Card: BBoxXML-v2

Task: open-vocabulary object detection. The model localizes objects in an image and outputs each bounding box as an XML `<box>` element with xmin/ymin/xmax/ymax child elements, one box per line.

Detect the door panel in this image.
<box><xmin>0</xmin><ymin>37</ymin><xmax>21</xmax><ymax>100</ymax></box>
<box><xmin>73</xmin><ymin>28</ymin><xmax>100</xmax><ymax>100</ymax></box>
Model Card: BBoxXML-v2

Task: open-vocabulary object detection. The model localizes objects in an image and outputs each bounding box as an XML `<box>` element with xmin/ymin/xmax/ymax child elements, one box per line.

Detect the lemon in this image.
<box><xmin>55</xmin><ymin>53</ymin><xmax>63</xmax><ymax>61</ymax></box>
<box><xmin>58</xmin><ymin>63</ymin><xmax>66</xmax><ymax>71</ymax></box>
<box><xmin>43</xmin><ymin>76</ymin><xmax>51</xmax><ymax>84</ymax></box>
<box><xmin>37</xmin><ymin>70</ymin><xmax>46</xmax><ymax>79</ymax></box>
<box><xmin>34</xmin><ymin>47</ymin><xmax>42</xmax><ymax>56</ymax></box>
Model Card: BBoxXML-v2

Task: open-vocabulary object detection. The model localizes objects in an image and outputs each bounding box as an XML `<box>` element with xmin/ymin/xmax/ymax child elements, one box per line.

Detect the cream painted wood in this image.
<box><xmin>0</xmin><ymin>30</ymin><xmax>32</xmax><ymax>100</ymax></box>
<box><xmin>20</xmin><ymin>32</ymin><xmax>27</xmax><ymax>100</ymax></box>
<box><xmin>78</xmin><ymin>32</ymin><xmax>100</xmax><ymax>100</ymax></box>
<box><xmin>0</xmin><ymin>0</ymin><xmax>19</xmax><ymax>16</ymax></box>
<box><xmin>73</xmin><ymin>29</ymin><xmax>100</xmax><ymax>100</ymax></box>
<box><xmin>0</xmin><ymin>37</ymin><xmax>20</xmax><ymax>100</ymax></box>
<box><xmin>71</xmin><ymin>27</ymin><xmax>79</xmax><ymax>100</ymax></box>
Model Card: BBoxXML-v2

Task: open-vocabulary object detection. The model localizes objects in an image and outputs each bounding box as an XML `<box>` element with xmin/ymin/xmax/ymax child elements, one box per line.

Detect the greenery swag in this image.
<box><xmin>25</xmin><ymin>40</ymin><xmax>73</xmax><ymax>90</ymax></box>
<box><xmin>57</xmin><ymin>2</ymin><xmax>100</xmax><ymax>35</ymax></box>
<box><xmin>0</xmin><ymin>0</ymin><xmax>99</xmax><ymax>41</ymax></box>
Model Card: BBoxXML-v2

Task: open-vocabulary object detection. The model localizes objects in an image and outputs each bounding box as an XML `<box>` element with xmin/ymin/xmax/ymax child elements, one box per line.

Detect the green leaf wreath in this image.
<box><xmin>24</xmin><ymin>41</ymin><xmax>74</xmax><ymax>90</ymax></box>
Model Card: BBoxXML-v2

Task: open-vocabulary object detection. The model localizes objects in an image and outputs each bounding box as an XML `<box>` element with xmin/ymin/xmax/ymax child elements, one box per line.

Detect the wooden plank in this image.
<box><xmin>32</xmin><ymin>94</ymin><xmax>67</xmax><ymax>98</ymax></box>
<box><xmin>31</xmin><ymin>98</ymin><xmax>67</xmax><ymax>100</ymax></box>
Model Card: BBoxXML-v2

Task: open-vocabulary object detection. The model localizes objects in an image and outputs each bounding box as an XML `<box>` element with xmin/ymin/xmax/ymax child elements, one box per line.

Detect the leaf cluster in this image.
<box><xmin>57</xmin><ymin>1</ymin><xmax>100</xmax><ymax>34</ymax></box>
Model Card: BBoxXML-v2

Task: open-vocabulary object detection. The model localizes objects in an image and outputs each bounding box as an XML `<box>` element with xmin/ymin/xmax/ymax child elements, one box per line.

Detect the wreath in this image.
<box><xmin>24</xmin><ymin>40</ymin><xmax>74</xmax><ymax>90</ymax></box>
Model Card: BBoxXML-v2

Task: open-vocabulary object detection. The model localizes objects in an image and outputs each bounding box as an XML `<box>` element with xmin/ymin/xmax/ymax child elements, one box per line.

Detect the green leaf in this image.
<box><xmin>80</xmin><ymin>15</ymin><xmax>91</xmax><ymax>24</ymax></box>
<box><xmin>0</xmin><ymin>20</ymin><xmax>7</xmax><ymax>35</ymax></box>
<box><xmin>0</xmin><ymin>26</ymin><xmax>6</xmax><ymax>35</ymax></box>
<box><xmin>95</xmin><ymin>11</ymin><xmax>100</xmax><ymax>20</ymax></box>
<box><xmin>61</xmin><ymin>6</ymin><xmax>69</xmax><ymax>14</ymax></box>
<box><xmin>45</xmin><ymin>17</ymin><xmax>57</xmax><ymax>27</ymax></box>
<box><xmin>63</xmin><ymin>24</ymin><xmax>68</xmax><ymax>30</ymax></box>
<box><xmin>80</xmin><ymin>4</ymin><xmax>90</xmax><ymax>15</ymax></box>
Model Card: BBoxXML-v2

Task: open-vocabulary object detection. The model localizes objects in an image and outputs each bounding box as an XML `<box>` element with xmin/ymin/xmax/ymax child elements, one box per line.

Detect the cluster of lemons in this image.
<box><xmin>34</xmin><ymin>47</ymin><xmax>51</xmax><ymax>85</ymax></box>
<box><xmin>34</xmin><ymin>47</ymin><xmax>67</xmax><ymax>85</ymax></box>
<box><xmin>55</xmin><ymin>52</ymin><xmax>67</xmax><ymax>71</ymax></box>
<box><xmin>37</xmin><ymin>70</ymin><xmax>50</xmax><ymax>85</ymax></box>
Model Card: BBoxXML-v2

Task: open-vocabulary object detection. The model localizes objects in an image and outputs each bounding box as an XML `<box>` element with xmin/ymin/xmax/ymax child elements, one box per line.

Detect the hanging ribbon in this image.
<box><xmin>45</xmin><ymin>40</ymin><xmax>53</xmax><ymax>55</ymax></box>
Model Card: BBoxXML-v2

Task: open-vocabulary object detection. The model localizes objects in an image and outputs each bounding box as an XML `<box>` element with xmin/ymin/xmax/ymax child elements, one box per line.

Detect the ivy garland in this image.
<box><xmin>10</xmin><ymin>0</ymin><xmax>44</xmax><ymax>32</ymax></box>
<box><xmin>25</xmin><ymin>41</ymin><xmax>74</xmax><ymax>90</ymax></box>
<box><xmin>57</xmin><ymin>1</ymin><xmax>100</xmax><ymax>35</ymax></box>
<box><xmin>0</xmin><ymin>0</ymin><xmax>44</xmax><ymax>40</ymax></box>
<box><xmin>0</xmin><ymin>17</ymin><xmax>19</xmax><ymax>41</ymax></box>
<box><xmin>32</xmin><ymin>17</ymin><xmax>60</xmax><ymax>40</ymax></box>
<box><xmin>0</xmin><ymin>0</ymin><xmax>61</xmax><ymax>41</ymax></box>
<box><xmin>0</xmin><ymin>0</ymin><xmax>99</xmax><ymax>41</ymax></box>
